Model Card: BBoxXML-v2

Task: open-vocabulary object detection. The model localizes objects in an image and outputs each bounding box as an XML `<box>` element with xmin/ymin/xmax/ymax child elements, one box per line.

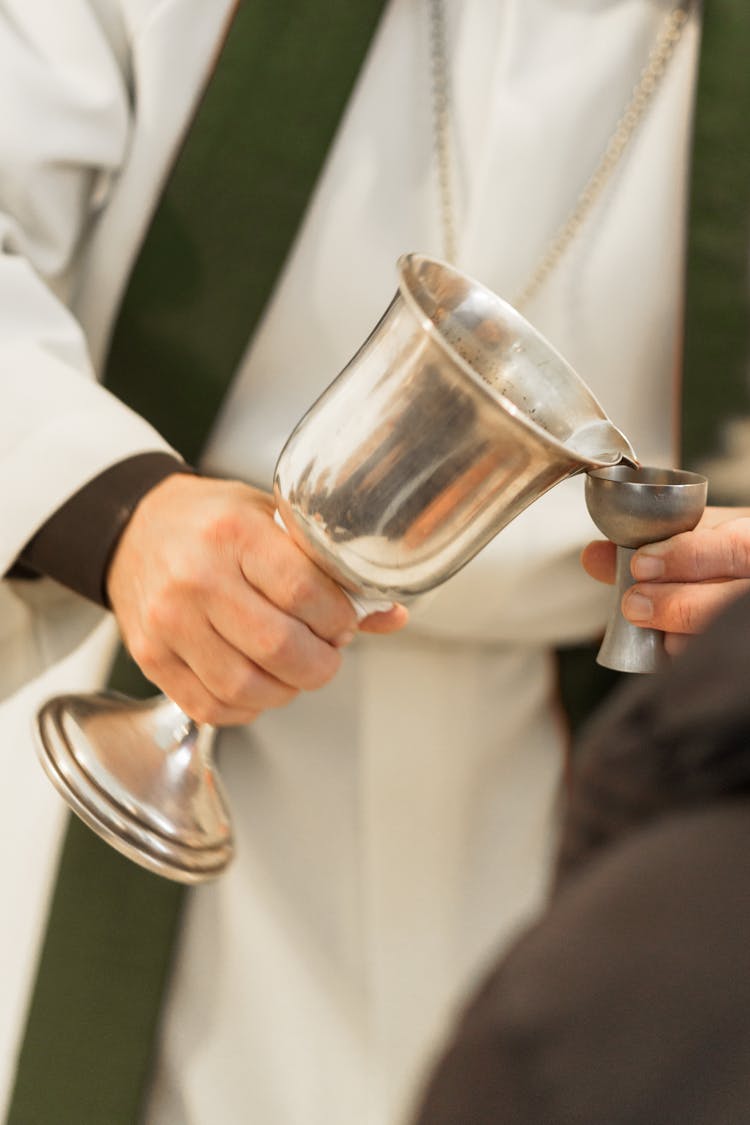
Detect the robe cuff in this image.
<box><xmin>7</xmin><ymin>452</ymin><xmax>194</xmax><ymax>608</ymax></box>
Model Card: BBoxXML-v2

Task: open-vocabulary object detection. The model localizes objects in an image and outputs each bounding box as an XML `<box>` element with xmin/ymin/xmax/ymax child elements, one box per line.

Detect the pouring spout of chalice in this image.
<box><xmin>35</xmin><ymin>253</ymin><xmax>636</xmax><ymax>882</ymax></box>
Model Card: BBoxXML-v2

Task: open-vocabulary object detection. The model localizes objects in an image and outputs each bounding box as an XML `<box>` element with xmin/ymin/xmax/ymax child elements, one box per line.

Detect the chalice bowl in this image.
<box><xmin>585</xmin><ymin>465</ymin><xmax>708</xmax><ymax>673</ymax></box>
<box><xmin>36</xmin><ymin>253</ymin><xmax>637</xmax><ymax>883</ymax></box>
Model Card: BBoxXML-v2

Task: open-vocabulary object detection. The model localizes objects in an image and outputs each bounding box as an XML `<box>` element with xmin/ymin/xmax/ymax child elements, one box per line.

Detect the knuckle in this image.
<box><xmin>255</xmin><ymin>621</ymin><xmax>297</xmax><ymax>666</ymax></box>
<box><xmin>144</xmin><ymin>597</ymin><xmax>178</xmax><ymax>637</ymax></box>
<box><xmin>221</xmin><ymin>663</ymin><xmax>257</xmax><ymax>708</ymax></box>
<box><xmin>171</xmin><ymin>564</ymin><xmax>211</xmax><ymax>601</ymax></box>
<box><xmin>302</xmin><ymin>646</ymin><xmax>342</xmax><ymax>691</ymax></box>
<box><xmin>200</xmin><ymin>508</ymin><xmax>244</xmax><ymax>554</ymax></box>
<box><xmin>143</xmin><ymin>573</ymin><xmax>210</xmax><ymax>634</ymax></box>
<box><xmin>127</xmin><ymin>634</ymin><xmax>162</xmax><ymax>677</ymax></box>
<box><xmin>284</xmin><ymin>570</ymin><xmax>319</xmax><ymax>614</ymax></box>
<box><xmin>190</xmin><ymin>699</ymin><xmax>225</xmax><ymax>726</ymax></box>
<box><xmin>726</xmin><ymin>526</ymin><xmax>750</xmax><ymax>576</ymax></box>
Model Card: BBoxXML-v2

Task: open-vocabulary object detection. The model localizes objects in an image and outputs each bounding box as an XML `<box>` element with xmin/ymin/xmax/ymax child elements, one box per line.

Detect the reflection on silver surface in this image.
<box><xmin>275</xmin><ymin>253</ymin><xmax>636</xmax><ymax>602</ymax></box>
<box><xmin>37</xmin><ymin>693</ymin><xmax>232</xmax><ymax>882</ymax></box>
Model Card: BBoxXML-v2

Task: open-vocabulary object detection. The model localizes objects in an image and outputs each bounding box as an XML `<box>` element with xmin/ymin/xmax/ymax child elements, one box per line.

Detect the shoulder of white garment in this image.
<box><xmin>0</xmin><ymin>1</ymin><xmax>133</xmax><ymax>276</ymax></box>
<box><xmin>0</xmin><ymin>0</ymin><xmax>177</xmax><ymax>567</ymax></box>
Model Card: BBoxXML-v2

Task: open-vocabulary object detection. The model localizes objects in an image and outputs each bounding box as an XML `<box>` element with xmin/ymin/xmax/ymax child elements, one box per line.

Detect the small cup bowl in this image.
<box><xmin>585</xmin><ymin>465</ymin><xmax>708</xmax><ymax>548</ymax></box>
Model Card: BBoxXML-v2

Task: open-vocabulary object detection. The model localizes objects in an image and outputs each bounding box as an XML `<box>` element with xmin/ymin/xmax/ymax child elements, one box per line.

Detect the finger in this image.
<box><xmin>358</xmin><ymin>604</ymin><xmax>410</xmax><ymax>634</ymax></box>
<box><xmin>173</xmin><ymin>617</ymin><xmax>300</xmax><ymax>712</ymax></box>
<box><xmin>622</xmin><ymin>578</ymin><xmax>750</xmax><ymax>635</ymax></box>
<box><xmin>239</xmin><ymin>522</ymin><xmax>358</xmax><ymax>644</ymax></box>
<box><xmin>205</xmin><ymin>575</ymin><xmax>344</xmax><ymax>691</ymax></box>
<box><xmin>580</xmin><ymin>540</ymin><xmax>617</xmax><ymax>584</ymax></box>
<box><xmin>125</xmin><ymin>618</ymin><xmax>275</xmax><ymax>724</ymax></box>
<box><xmin>141</xmin><ymin>652</ymin><xmax>263</xmax><ymax>728</ymax></box>
<box><xmin>632</xmin><ymin>517</ymin><xmax>750</xmax><ymax>582</ymax></box>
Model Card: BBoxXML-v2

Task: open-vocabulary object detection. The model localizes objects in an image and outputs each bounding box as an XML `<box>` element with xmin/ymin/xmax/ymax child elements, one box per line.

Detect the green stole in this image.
<box><xmin>6</xmin><ymin>3</ymin><xmax>386</xmax><ymax>1121</ymax></box>
<box><xmin>681</xmin><ymin>0</ymin><xmax>750</xmax><ymax>479</ymax></box>
<box><xmin>7</xmin><ymin>1</ymin><xmax>750</xmax><ymax>1121</ymax></box>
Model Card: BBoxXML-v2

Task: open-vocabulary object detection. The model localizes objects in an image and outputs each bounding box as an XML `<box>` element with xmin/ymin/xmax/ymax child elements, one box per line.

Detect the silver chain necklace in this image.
<box><xmin>428</xmin><ymin>0</ymin><xmax>693</xmax><ymax>310</ymax></box>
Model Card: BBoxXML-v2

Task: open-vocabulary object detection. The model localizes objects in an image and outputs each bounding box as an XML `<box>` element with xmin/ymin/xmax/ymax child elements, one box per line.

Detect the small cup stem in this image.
<box><xmin>596</xmin><ymin>546</ymin><xmax>668</xmax><ymax>674</ymax></box>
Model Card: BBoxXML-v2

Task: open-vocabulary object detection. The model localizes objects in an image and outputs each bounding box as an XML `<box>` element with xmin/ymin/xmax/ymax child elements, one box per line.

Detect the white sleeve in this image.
<box><xmin>0</xmin><ymin>1</ymin><xmax>176</xmax><ymax>575</ymax></box>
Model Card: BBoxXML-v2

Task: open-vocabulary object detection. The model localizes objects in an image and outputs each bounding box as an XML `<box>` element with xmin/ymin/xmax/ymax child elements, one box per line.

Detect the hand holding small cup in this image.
<box><xmin>584</xmin><ymin>466</ymin><xmax>708</xmax><ymax>672</ymax></box>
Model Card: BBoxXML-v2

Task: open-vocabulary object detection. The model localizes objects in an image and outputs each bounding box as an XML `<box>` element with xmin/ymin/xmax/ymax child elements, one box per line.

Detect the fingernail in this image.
<box><xmin>629</xmin><ymin>553</ymin><xmax>665</xmax><ymax>580</ymax></box>
<box><xmin>623</xmin><ymin>591</ymin><xmax>653</xmax><ymax>622</ymax></box>
<box><xmin>334</xmin><ymin>631</ymin><xmax>356</xmax><ymax>648</ymax></box>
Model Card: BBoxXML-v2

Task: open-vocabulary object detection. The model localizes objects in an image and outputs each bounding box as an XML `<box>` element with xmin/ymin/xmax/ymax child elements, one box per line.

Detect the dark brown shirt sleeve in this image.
<box><xmin>6</xmin><ymin>452</ymin><xmax>194</xmax><ymax>608</ymax></box>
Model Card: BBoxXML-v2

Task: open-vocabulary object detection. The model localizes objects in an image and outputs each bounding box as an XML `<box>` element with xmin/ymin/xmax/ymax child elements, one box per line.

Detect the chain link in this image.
<box><xmin>428</xmin><ymin>0</ymin><xmax>457</xmax><ymax>264</ymax></box>
<box><xmin>429</xmin><ymin>1</ymin><xmax>694</xmax><ymax>309</ymax></box>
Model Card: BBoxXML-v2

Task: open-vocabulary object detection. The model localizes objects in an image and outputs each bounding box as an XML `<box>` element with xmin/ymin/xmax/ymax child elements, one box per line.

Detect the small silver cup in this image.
<box><xmin>585</xmin><ymin>465</ymin><xmax>708</xmax><ymax>673</ymax></box>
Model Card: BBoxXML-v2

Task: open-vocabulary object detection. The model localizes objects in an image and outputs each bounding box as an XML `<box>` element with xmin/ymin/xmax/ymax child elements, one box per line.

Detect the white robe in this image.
<box><xmin>0</xmin><ymin>1</ymin><xmax>699</xmax><ymax>1121</ymax></box>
